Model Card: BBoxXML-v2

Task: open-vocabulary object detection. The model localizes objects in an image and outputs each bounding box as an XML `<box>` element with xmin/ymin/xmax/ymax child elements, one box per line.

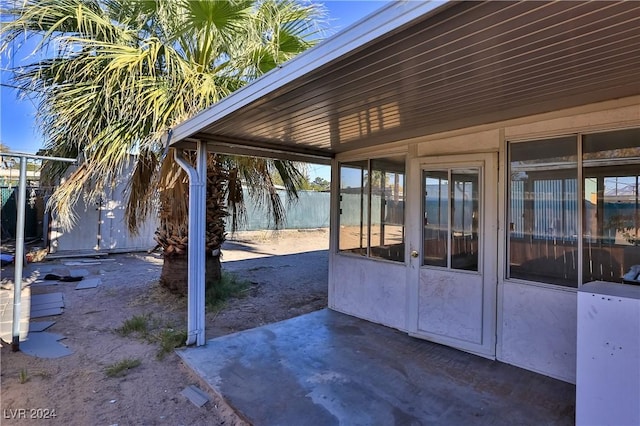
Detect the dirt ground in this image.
<box><xmin>0</xmin><ymin>229</ymin><xmax>329</xmax><ymax>425</ymax></box>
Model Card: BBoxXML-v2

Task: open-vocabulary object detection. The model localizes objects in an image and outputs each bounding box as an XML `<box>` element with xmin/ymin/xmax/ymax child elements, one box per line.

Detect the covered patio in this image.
<box><xmin>178</xmin><ymin>309</ymin><xmax>575</xmax><ymax>425</ymax></box>
<box><xmin>169</xmin><ymin>1</ymin><xmax>640</xmax><ymax>423</ymax></box>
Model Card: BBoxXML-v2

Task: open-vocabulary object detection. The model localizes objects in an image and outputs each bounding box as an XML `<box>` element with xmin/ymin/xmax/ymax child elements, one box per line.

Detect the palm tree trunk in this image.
<box><xmin>158</xmin><ymin>251</ymin><xmax>220</xmax><ymax>294</ymax></box>
<box><xmin>156</xmin><ymin>220</ymin><xmax>189</xmax><ymax>294</ymax></box>
<box><xmin>156</xmin><ymin>154</ymin><xmax>228</xmax><ymax>295</ymax></box>
<box><xmin>204</xmin><ymin>155</ymin><xmax>228</xmax><ymax>287</ymax></box>
<box><xmin>159</xmin><ymin>253</ymin><xmax>189</xmax><ymax>293</ymax></box>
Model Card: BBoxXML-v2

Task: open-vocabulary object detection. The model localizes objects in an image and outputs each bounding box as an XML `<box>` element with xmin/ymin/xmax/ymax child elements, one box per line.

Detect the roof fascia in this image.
<box><xmin>173</xmin><ymin>137</ymin><xmax>333</xmax><ymax>165</ymax></box>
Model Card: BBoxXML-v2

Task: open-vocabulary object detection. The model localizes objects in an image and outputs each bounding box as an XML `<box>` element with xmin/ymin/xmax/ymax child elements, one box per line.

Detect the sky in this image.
<box><xmin>0</xmin><ymin>0</ymin><xmax>390</xmax><ymax>180</ymax></box>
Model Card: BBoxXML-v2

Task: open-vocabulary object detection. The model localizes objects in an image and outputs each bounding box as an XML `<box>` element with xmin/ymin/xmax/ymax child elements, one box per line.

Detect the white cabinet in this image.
<box><xmin>576</xmin><ymin>281</ymin><xmax>640</xmax><ymax>426</ymax></box>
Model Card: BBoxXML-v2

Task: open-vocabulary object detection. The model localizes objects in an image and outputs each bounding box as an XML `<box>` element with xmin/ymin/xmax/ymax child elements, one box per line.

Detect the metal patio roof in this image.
<box><xmin>170</xmin><ymin>0</ymin><xmax>640</xmax><ymax>162</ymax></box>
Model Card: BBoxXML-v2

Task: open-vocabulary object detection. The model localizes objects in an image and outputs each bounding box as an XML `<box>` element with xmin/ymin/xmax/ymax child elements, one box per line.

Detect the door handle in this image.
<box><xmin>410</xmin><ymin>250</ymin><xmax>419</xmax><ymax>258</ymax></box>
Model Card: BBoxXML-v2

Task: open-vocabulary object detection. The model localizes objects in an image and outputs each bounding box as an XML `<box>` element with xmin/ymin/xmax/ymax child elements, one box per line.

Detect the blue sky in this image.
<box><xmin>0</xmin><ymin>0</ymin><xmax>389</xmax><ymax>180</ymax></box>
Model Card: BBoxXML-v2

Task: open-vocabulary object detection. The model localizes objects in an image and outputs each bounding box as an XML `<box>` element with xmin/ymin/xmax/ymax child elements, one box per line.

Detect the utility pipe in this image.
<box><xmin>4</xmin><ymin>151</ymin><xmax>76</xmax><ymax>351</ymax></box>
<box><xmin>173</xmin><ymin>139</ymin><xmax>207</xmax><ymax>346</ymax></box>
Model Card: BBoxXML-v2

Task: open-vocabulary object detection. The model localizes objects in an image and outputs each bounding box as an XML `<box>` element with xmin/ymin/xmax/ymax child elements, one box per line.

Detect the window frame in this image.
<box><xmin>506</xmin><ymin>135</ymin><xmax>580</xmax><ymax>288</ymax></box>
<box><xmin>506</xmin><ymin>127</ymin><xmax>640</xmax><ymax>289</ymax></box>
<box><xmin>421</xmin><ymin>165</ymin><xmax>483</xmax><ymax>274</ymax></box>
<box><xmin>337</xmin><ymin>155</ymin><xmax>407</xmax><ymax>263</ymax></box>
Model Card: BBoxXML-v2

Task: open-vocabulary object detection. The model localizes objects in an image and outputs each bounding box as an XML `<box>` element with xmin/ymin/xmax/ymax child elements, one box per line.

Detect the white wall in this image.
<box><xmin>497</xmin><ymin>282</ymin><xmax>577</xmax><ymax>383</ymax></box>
<box><xmin>330</xmin><ymin>254</ymin><xmax>407</xmax><ymax>331</ymax></box>
<box><xmin>97</xmin><ymin>178</ymin><xmax>158</xmax><ymax>252</ymax></box>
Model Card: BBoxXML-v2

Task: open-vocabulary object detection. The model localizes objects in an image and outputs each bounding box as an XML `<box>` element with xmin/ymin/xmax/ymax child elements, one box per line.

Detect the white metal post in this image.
<box><xmin>11</xmin><ymin>157</ymin><xmax>27</xmax><ymax>351</ymax></box>
<box><xmin>173</xmin><ymin>141</ymin><xmax>207</xmax><ymax>346</ymax></box>
<box><xmin>194</xmin><ymin>141</ymin><xmax>207</xmax><ymax>346</ymax></box>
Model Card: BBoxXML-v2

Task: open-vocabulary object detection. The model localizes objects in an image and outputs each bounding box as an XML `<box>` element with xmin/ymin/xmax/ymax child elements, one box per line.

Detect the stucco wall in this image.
<box><xmin>495</xmin><ymin>96</ymin><xmax>639</xmax><ymax>383</ymax></box>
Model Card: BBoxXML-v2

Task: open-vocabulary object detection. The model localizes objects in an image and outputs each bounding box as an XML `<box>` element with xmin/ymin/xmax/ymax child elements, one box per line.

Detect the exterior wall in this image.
<box><xmin>98</xmin><ymin>183</ymin><xmax>159</xmax><ymax>252</ymax></box>
<box><xmin>50</xmin><ymin>190</ymin><xmax>158</xmax><ymax>254</ymax></box>
<box><xmin>498</xmin><ymin>282</ymin><xmax>577</xmax><ymax>383</ymax></box>
<box><xmin>504</xmin><ymin>100</ymin><xmax>640</xmax><ymax>141</ymax></box>
<box><xmin>495</xmin><ymin>96</ymin><xmax>640</xmax><ymax>383</ymax></box>
<box><xmin>329</xmin><ymin>96</ymin><xmax>640</xmax><ymax>384</ymax></box>
<box><xmin>416</xmin><ymin>129</ymin><xmax>500</xmax><ymax>156</ymax></box>
<box><xmin>50</xmin><ymin>199</ymin><xmax>102</xmax><ymax>252</ymax></box>
<box><xmin>330</xmin><ymin>254</ymin><xmax>407</xmax><ymax>331</ymax></box>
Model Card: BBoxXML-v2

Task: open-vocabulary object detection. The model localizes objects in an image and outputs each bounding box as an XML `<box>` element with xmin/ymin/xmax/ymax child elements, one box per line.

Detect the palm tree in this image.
<box><xmin>1</xmin><ymin>0</ymin><xmax>325</xmax><ymax>294</ymax></box>
<box><xmin>153</xmin><ymin>152</ymin><xmax>306</xmax><ymax>293</ymax></box>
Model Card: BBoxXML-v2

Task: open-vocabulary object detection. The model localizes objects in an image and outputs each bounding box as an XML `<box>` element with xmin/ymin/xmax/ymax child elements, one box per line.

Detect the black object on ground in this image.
<box><xmin>43</xmin><ymin>274</ymin><xmax>82</xmax><ymax>282</ymax></box>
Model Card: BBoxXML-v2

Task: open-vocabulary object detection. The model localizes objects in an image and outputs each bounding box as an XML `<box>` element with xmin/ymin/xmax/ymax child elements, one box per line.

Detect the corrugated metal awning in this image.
<box><xmin>170</xmin><ymin>0</ymin><xmax>640</xmax><ymax>161</ymax></box>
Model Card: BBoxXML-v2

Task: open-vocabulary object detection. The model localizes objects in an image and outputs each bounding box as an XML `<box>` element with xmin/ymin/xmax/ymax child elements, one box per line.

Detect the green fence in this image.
<box><xmin>226</xmin><ymin>190</ymin><xmax>330</xmax><ymax>231</ymax></box>
<box><xmin>1</xmin><ymin>187</ymin><xmax>43</xmax><ymax>240</ymax></box>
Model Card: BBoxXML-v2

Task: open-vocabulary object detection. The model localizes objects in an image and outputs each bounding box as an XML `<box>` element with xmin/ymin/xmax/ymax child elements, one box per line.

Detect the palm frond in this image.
<box><xmin>124</xmin><ymin>148</ymin><xmax>159</xmax><ymax>234</ymax></box>
<box><xmin>3</xmin><ymin>0</ymin><xmax>327</xmax><ymax>235</ymax></box>
<box><xmin>1</xmin><ymin>0</ymin><xmax>128</xmax><ymax>55</ymax></box>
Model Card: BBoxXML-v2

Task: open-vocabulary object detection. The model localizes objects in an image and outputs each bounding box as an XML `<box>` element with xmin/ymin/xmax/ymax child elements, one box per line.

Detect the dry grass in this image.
<box><xmin>105</xmin><ymin>358</ymin><xmax>142</xmax><ymax>378</ymax></box>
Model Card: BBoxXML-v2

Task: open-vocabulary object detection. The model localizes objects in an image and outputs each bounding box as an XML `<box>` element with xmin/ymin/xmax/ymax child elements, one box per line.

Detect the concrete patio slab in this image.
<box><xmin>68</xmin><ymin>268</ymin><xmax>90</xmax><ymax>277</ymax></box>
<box><xmin>19</xmin><ymin>331</ymin><xmax>72</xmax><ymax>358</ymax></box>
<box><xmin>30</xmin><ymin>292</ymin><xmax>64</xmax><ymax>318</ymax></box>
<box><xmin>29</xmin><ymin>321</ymin><xmax>56</xmax><ymax>332</ymax></box>
<box><xmin>178</xmin><ymin>309</ymin><xmax>575</xmax><ymax>426</ymax></box>
<box><xmin>75</xmin><ymin>278</ymin><xmax>101</xmax><ymax>290</ymax></box>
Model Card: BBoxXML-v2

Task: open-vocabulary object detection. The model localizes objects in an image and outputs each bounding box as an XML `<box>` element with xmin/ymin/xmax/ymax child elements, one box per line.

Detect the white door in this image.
<box><xmin>408</xmin><ymin>153</ymin><xmax>498</xmax><ymax>358</ymax></box>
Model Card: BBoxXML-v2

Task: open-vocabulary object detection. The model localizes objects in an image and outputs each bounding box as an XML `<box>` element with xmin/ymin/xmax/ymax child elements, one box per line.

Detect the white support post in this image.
<box><xmin>11</xmin><ymin>157</ymin><xmax>27</xmax><ymax>351</ymax></box>
<box><xmin>174</xmin><ymin>141</ymin><xmax>207</xmax><ymax>346</ymax></box>
<box><xmin>194</xmin><ymin>141</ymin><xmax>207</xmax><ymax>346</ymax></box>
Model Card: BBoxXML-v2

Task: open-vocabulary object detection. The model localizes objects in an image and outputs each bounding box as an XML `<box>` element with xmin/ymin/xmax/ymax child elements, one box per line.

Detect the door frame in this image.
<box><xmin>405</xmin><ymin>152</ymin><xmax>498</xmax><ymax>358</ymax></box>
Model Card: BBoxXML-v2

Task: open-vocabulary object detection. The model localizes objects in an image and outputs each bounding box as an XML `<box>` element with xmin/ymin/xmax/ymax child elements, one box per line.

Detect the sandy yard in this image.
<box><xmin>0</xmin><ymin>229</ymin><xmax>329</xmax><ymax>425</ymax></box>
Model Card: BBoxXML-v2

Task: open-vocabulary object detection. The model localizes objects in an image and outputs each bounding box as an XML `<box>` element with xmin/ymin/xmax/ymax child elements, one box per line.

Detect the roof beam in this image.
<box><xmin>173</xmin><ymin>136</ymin><xmax>333</xmax><ymax>165</ymax></box>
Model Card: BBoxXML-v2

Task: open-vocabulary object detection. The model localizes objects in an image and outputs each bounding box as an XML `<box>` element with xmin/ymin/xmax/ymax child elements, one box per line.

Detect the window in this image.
<box><xmin>583</xmin><ymin>128</ymin><xmax>640</xmax><ymax>284</ymax></box>
<box><xmin>423</xmin><ymin>168</ymin><xmax>480</xmax><ymax>271</ymax></box>
<box><xmin>508</xmin><ymin>128</ymin><xmax>640</xmax><ymax>287</ymax></box>
<box><xmin>508</xmin><ymin>137</ymin><xmax>578</xmax><ymax>286</ymax></box>
<box><xmin>424</xmin><ymin>171</ymin><xmax>448</xmax><ymax>267</ymax></box>
<box><xmin>339</xmin><ymin>156</ymin><xmax>405</xmax><ymax>262</ymax></box>
<box><xmin>338</xmin><ymin>161</ymin><xmax>368</xmax><ymax>256</ymax></box>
